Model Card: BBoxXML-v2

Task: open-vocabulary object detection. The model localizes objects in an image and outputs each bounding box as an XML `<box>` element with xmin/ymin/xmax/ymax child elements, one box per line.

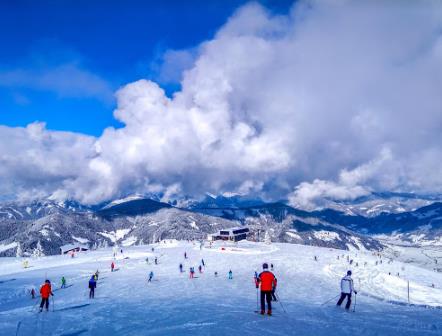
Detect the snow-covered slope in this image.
<box><xmin>0</xmin><ymin>241</ymin><xmax>440</xmax><ymax>335</ymax></box>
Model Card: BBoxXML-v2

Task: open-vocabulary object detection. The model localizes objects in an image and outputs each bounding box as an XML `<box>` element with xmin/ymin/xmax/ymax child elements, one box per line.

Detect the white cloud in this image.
<box><xmin>0</xmin><ymin>63</ymin><xmax>113</xmax><ymax>103</ymax></box>
<box><xmin>0</xmin><ymin>0</ymin><xmax>442</xmax><ymax>204</ymax></box>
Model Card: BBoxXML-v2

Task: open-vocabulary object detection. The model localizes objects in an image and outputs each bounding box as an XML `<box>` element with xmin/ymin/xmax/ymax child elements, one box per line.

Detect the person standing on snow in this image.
<box><xmin>155</xmin><ymin>257</ymin><xmax>158</xmax><ymax>265</ymax></box>
<box><xmin>111</xmin><ymin>262</ymin><xmax>115</xmax><ymax>272</ymax></box>
<box><xmin>184</xmin><ymin>252</ymin><xmax>187</xmax><ymax>259</ymax></box>
<box><xmin>30</xmin><ymin>288</ymin><xmax>36</xmax><ymax>299</ymax></box>
<box><xmin>228</xmin><ymin>270</ymin><xmax>233</xmax><ymax>279</ymax></box>
<box><xmin>39</xmin><ymin>280</ymin><xmax>54</xmax><ymax>312</ymax></box>
<box><xmin>89</xmin><ymin>275</ymin><xmax>97</xmax><ymax>299</ymax></box>
<box><xmin>148</xmin><ymin>271</ymin><xmax>154</xmax><ymax>282</ymax></box>
<box><xmin>256</xmin><ymin>263</ymin><xmax>276</xmax><ymax>315</ymax></box>
<box><xmin>198</xmin><ymin>265</ymin><xmax>203</xmax><ymax>273</ymax></box>
<box><xmin>190</xmin><ymin>267</ymin><xmax>195</xmax><ymax>279</ymax></box>
<box><xmin>61</xmin><ymin>276</ymin><xmax>66</xmax><ymax>288</ymax></box>
<box><xmin>336</xmin><ymin>270</ymin><xmax>357</xmax><ymax>310</ymax></box>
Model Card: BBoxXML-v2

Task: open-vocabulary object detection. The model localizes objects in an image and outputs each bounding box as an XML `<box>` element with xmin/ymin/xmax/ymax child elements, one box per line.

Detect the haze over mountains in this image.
<box><xmin>1</xmin><ymin>192</ymin><xmax>441</xmax><ymax>257</ymax></box>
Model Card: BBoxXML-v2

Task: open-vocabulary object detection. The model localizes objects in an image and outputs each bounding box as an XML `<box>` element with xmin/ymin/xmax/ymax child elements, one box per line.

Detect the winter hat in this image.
<box><xmin>263</xmin><ymin>263</ymin><xmax>269</xmax><ymax>269</ymax></box>
<box><xmin>347</xmin><ymin>270</ymin><xmax>352</xmax><ymax>276</ymax></box>
<box><xmin>45</xmin><ymin>279</ymin><xmax>50</xmax><ymax>283</ymax></box>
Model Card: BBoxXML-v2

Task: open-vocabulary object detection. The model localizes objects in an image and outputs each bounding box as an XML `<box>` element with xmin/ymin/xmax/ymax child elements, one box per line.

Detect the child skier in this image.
<box><xmin>148</xmin><ymin>271</ymin><xmax>154</xmax><ymax>282</ymax></box>
<box><xmin>30</xmin><ymin>288</ymin><xmax>36</xmax><ymax>299</ymax></box>
<box><xmin>89</xmin><ymin>275</ymin><xmax>97</xmax><ymax>299</ymax></box>
<box><xmin>228</xmin><ymin>270</ymin><xmax>233</xmax><ymax>279</ymax></box>
<box><xmin>61</xmin><ymin>276</ymin><xmax>66</xmax><ymax>288</ymax></box>
<box><xmin>336</xmin><ymin>270</ymin><xmax>357</xmax><ymax>310</ymax></box>
<box><xmin>39</xmin><ymin>280</ymin><xmax>54</xmax><ymax>312</ymax></box>
<box><xmin>255</xmin><ymin>263</ymin><xmax>276</xmax><ymax>315</ymax></box>
<box><xmin>111</xmin><ymin>262</ymin><xmax>115</xmax><ymax>272</ymax></box>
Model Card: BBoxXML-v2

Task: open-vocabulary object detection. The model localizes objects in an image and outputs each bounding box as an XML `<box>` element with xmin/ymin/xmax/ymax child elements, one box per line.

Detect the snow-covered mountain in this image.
<box><xmin>0</xmin><ymin>199</ymin><xmax>91</xmax><ymax>220</ymax></box>
<box><xmin>0</xmin><ymin>197</ymin><xmax>383</xmax><ymax>257</ymax></box>
<box><xmin>1</xmin><ymin>193</ymin><xmax>442</xmax><ymax>257</ymax></box>
<box><xmin>309</xmin><ymin>192</ymin><xmax>441</xmax><ymax>217</ymax></box>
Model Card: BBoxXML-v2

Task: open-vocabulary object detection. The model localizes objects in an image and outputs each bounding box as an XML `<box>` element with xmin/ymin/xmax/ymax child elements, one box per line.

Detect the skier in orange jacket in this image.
<box><xmin>255</xmin><ymin>263</ymin><xmax>276</xmax><ymax>315</ymax></box>
<box><xmin>39</xmin><ymin>280</ymin><xmax>54</xmax><ymax>312</ymax></box>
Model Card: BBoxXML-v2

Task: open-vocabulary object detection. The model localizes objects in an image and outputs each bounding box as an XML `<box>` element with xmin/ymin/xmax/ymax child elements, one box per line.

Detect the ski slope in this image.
<box><xmin>0</xmin><ymin>241</ymin><xmax>441</xmax><ymax>336</ymax></box>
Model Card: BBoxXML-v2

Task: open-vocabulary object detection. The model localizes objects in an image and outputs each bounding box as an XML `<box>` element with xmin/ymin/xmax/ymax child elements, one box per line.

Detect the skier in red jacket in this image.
<box><xmin>256</xmin><ymin>263</ymin><xmax>276</xmax><ymax>315</ymax></box>
<box><xmin>111</xmin><ymin>262</ymin><xmax>115</xmax><ymax>272</ymax></box>
<box><xmin>39</xmin><ymin>280</ymin><xmax>53</xmax><ymax>312</ymax></box>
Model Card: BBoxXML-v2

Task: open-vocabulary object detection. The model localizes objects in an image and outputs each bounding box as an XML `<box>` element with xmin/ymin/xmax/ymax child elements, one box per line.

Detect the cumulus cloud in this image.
<box><xmin>1</xmin><ymin>0</ymin><xmax>442</xmax><ymax>205</ymax></box>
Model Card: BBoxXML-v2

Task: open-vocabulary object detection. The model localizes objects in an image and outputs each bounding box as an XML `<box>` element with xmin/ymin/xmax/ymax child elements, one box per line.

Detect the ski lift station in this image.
<box><xmin>60</xmin><ymin>244</ymin><xmax>89</xmax><ymax>254</ymax></box>
<box><xmin>208</xmin><ymin>227</ymin><xmax>250</xmax><ymax>242</ymax></box>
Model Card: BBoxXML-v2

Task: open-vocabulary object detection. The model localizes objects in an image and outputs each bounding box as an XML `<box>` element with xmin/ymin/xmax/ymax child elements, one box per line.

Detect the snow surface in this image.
<box><xmin>0</xmin><ymin>241</ymin><xmax>441</xmax><ymax>335</ymax></box>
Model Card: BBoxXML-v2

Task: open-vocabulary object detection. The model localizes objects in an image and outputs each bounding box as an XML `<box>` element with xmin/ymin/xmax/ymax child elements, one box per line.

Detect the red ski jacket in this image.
<box><xmin>40</xmin><ymin>283</ymin><xmax>52</xmax><ymax>299</ymax></box>
<box><xmin>257</xmin><ymin>271</ymin><xmax>276</xmax><ymax>291</ymax></box>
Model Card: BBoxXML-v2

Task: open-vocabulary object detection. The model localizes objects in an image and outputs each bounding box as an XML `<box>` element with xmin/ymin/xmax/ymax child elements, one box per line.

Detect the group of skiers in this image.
<box><xmin>30</xmin><ymin>245</ymin><xmax>360</xmax><ymax>316</ymax></box>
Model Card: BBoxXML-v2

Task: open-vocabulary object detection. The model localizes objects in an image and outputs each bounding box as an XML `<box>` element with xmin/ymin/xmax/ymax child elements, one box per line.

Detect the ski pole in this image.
<box><xmin>321</xmin><ymin>294</ymin><xmax>340</xmax><ymax>306</ymax></box>
<box><xmin>353</xmin><ymin>293</ymin><xmax>357</xmax><ymax>312</ymax></box>
<box><xmin>256</xmin><ymin>288</ymin><xmax>259</xmax><ymax>311</ymax></box>
<box><xmin>274</xmin><ymin>292</ymin><xmax>287</xmax><ymax>314</ymax></box>
<box><xmin>52</xmin><ymin>296</ymin><xmax>55</xmax><ymax>312</ymax></box>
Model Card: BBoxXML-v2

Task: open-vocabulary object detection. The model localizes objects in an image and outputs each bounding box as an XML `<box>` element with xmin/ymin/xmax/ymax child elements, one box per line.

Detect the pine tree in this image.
<box><xmin>32</xmin><ymin>240</ymin><xmax>44</xmax><ymax>258</ymax></box>
<box><xmin>16</xmin><ymin>242</ymin><xmax>23</xmax><ymax>258</ymax></box>
<box><xmin>265</xmin><ymin>231</ymin><xmax>271</xmax><ymax>245</ymax></box>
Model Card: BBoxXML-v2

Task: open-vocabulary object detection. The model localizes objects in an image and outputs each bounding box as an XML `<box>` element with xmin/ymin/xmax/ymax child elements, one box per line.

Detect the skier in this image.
<box><xmin>184</xmin><ymin>252</ymin><xmax>187</xmax><ymax>259</ymax></box>
<box><xmin>30</xmin><ymin>288</ymin><xmax>36</xmax><ymax>299</ymax></box>
<box><xmin>146</xmin><ymin>257</ymin><xmax>149</xmax><ymax>264</ymax></box>
<box><xmin>198</xmin><ymin>265</ymin><xmax>202</xmax><ymax>273</ymax></box>
<box><xmin>228</xmin><ymin>270</ymin><xmax>233</xmax><ymax>279</ymax></box>
<box><xmin>314</xmin><ymin>256</ymin><xmax>318</xmax><ymax>261</ymax></box>
<box><xmin>201</xmin><ymin>259</ymin><xmax>205</xmax><ymax>267</ymax></box>
<box><xmin>336</xmin><ymin>270</ymin><xmax>357</xmax><ymax>310</ymax></box>
<box><xmin>148</xmin><ymin>271</ymin><xmax>154</xmax><ymax>282</ymax></box>
<box><xmin>111</xmin><ymin>262</ymin><xmax>115</xmax><ymax>272</ymax></box>
<box><xmin>255</xmin><ymin>263</ymin><xmax>276</xmax><ymax>315</ymax></box>
<box><xmin>95</xmin><ymin>270</ymin><xmax>100</xmax><ymax>280</ymax></box>
<box><xmin>179</xmin><ymin>263</ymin><xmax>183</xmax><ymax>273</ymax></box>
<box><xmin>61</xmin><ymin>276</ymin><xmax>66</xmax><ymax>288</ymax></box>
<box><xmin>89</xmin><ymin>275</ymin><xmax>97</xmax><ymax>299</ymax></box>
<box><xmin>39</xmin><ymin>280</ymin><xmax>54</xmax><ymax>312</ymax></box>
<box><xmin>270</xmin><ymin>263</ymin><xmax>274</xmax><ymax>271</ymax></box>
<box><xmin>214</xmin><ymin>271</ymin><xmax>218</xmax><ymax>277</ymax></box>
<box><xmin>155</xmin><ymin>257</ymin><xmax>158</xmax><ymax>265</ymax></box>
<box><xmin>190</xmin><ymin>267</ymin><xmax>195</xmax><ymax>279</ymax></box>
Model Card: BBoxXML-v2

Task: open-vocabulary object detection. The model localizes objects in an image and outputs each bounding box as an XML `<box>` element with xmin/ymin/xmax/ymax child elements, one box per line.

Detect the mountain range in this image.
<box><xmin>0</xmin><ymin>193</ymin><xmax>441</xmax><ymax>257</ymax></box>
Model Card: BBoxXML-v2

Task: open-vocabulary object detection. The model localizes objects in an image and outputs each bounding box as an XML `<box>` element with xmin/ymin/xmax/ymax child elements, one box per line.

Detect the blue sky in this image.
<box><xmin>0</xmin><ymin>0</ymin><xmax>293</xmax><ymax>136</ymax></box>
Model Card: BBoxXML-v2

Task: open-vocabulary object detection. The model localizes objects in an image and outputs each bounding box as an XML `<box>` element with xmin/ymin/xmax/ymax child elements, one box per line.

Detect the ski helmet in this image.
<box><xmin>347</xmin><ymin>270</ymin><xmax>352</xmax><ymax>276</ymax></box>
<box><xmin>263</xmin><ymin>263</ymin><xmax>268</xmax><ymax>269</ymax></box>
